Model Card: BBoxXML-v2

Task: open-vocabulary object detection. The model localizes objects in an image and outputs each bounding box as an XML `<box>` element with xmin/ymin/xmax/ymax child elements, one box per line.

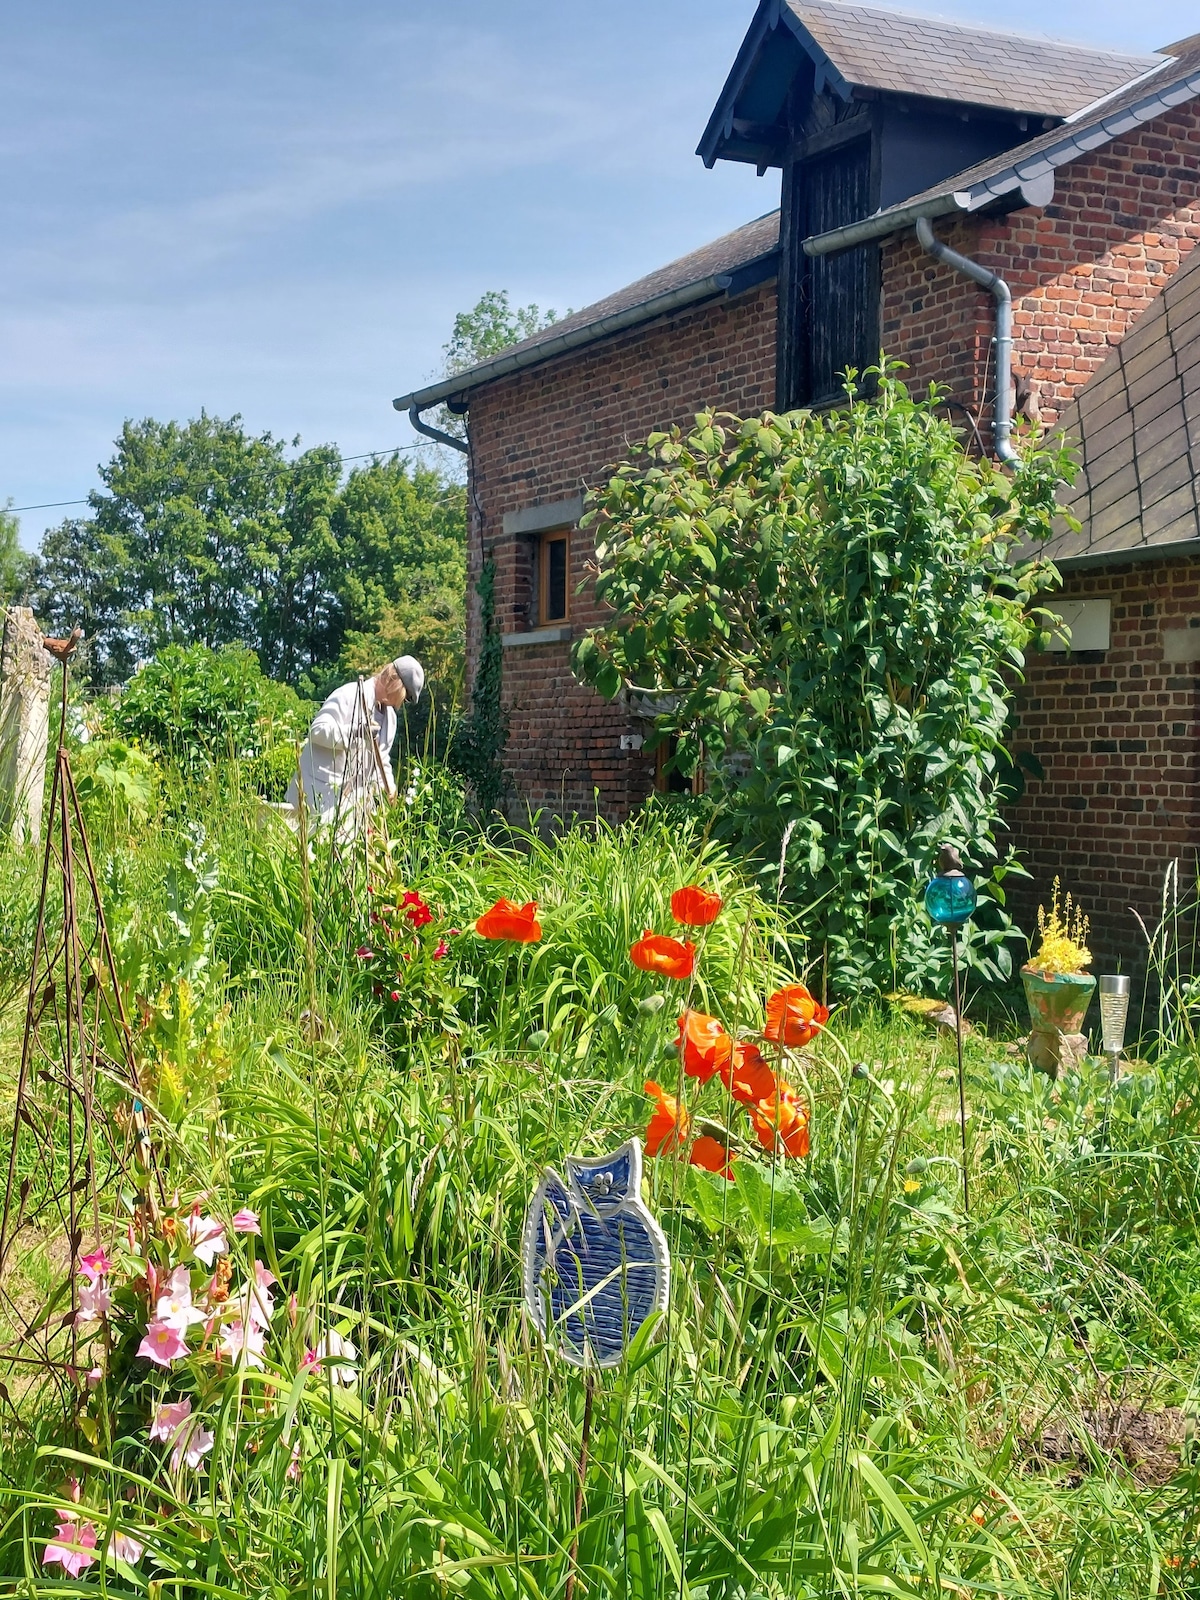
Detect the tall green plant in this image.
<box><xmin>451</xmin><ymin>559</ymin><xmax>506</xmax><ymax>817</ymax></box>
<box><xmin>573</xmin><ymin>370</ymin><xmax>1074</xmax><ymax>995</ymax></box>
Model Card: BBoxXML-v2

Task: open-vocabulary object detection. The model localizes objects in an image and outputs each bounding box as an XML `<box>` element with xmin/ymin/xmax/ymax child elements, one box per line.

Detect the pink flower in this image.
<box><xmin>231</xmin><ymin>1207</ymin><xmax>260</xmax><ymax>1234</ymax></box>
<box><xmin>355</xmin><ymin>946</ymin><xmax>375</xmax><ymax>961</ymax></box>
<box><xmin>137</xmin><ymin>1319</ymin><xmax>188</xmax><ymax>1368</ymax></box>
<box><xmin>233</xmin><ymin>1262</ymin><xmax>275</xmax><ymax>1330</ymax></box>
<box><xmin>156</xmin><ymin>1265</ymin><xmax>205</xmax><ymax>1333</ymax></box>
<box><xmin>313</xmin><ymin>1329</ymin><xmax>358</xmax><ymax>1385</ymax></box>
<box><xmin>75</xmin><ymin>1279</ymin><xmax>112</xmax><ymax>1325</ymax></box>
<box><xmin>219</xmin><ymin>1318</ymin><xmax>265</xmax><ymax>1369</ymax></box>
<box><xmin>299</xmin><ymin>1347</ymin><xmax>321</xmax><ymax>1377</ymax></box>
<box><xmin>287</xmin><ymin>1292</ymin><xmax>298</xmax><ymax>1326</ymax></box>
<box><xmin>79</xmin><ymin>1248</ymin><xmax>112</xmax><ymax>1283</ymax></box>
<box><xmin>432</xmin><ymin>941</ymin><xmax>450</xmax><ymax>960</ymax></box>
<box><xmin>446</xmin><ymin>928</ymin><xmax>462</xmax><ymax>937</ymax></box>
<box><xmin>84</xmin><ymin>1366</ymin><xmax>103</xmax><ymax>1389</ymax></box>
<box><xmin>286</xmin><ymin>1439</ymin><xmax>302</xmax><ymax>1481</ymax></box>
<box><xmin>43</xmin><ymin>1514</ymin><xmax>97</xmax><ymax>1577</ymax></box>
<box><xmin>150</xmin><ymin>1398</ymin><xmax>192</xmax><ymax>1442</ymax></box>
<box><xmin>170</xmin><ymin>1422</ymin><xmax>214</xmax><ymax>1473</ymax></box>
<box><xmin>188</xmin><ymin>1213</ymin><xmax>227</xmax><ymax>1267</ymax></box>
<box><xmin>108</xmin><ymin>1531</ymin><xmax>144</xmax><ymax>1564</ymax></box>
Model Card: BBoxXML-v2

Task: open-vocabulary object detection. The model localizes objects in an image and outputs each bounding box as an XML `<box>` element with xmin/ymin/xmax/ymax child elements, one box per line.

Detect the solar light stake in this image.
<box><xmin>924</xmin><ymin>845</ymin><xmax>978</xmax><ymax>1218</ymax></box>
<box><xmin>1098</xmin><ymin>974</ymin><xmax>1131</xmax><ymax>1081</ymax></box>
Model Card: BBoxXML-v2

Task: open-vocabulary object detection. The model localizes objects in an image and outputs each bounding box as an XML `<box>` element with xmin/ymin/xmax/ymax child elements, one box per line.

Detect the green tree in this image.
<box><xmin>27</xmin><ymin>420</ymin><xmax>465</xmax><ymax>699</ymax></box>
<box><xmin>573</xmin><ymin>371</ymin><xmax>1073</xmax><ymax>996</ymax></box>
<box><xmin>435</xmin><ymin>290</ymin><xmax>562</xmax><ymax>443</ymax></box>
<box><xmin>333</xmin><ymin>456</ymin><xmax>466</xmax><ymax>706</ymax></box>
<box><xmin>0</xmin><ymin>502</ymin><xmax>31</xmax><ymax>607</ymax></box>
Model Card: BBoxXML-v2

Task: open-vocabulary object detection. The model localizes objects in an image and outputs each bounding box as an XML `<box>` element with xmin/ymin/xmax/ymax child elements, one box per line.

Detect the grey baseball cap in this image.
<box><xmin>392</xmin><ymin>655</ymin><xmax>425</xmax><ymax>704</ymax></box>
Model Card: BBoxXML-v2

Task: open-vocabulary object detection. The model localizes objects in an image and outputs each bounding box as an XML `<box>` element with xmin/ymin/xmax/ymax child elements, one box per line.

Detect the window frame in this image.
<box><xmin>537</xmin><ymin>528</ymin><xmax>571</xmax><ymax>626</ymax></box>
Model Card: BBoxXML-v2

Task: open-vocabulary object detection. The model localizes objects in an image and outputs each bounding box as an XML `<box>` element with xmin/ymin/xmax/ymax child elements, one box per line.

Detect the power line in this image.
<box><xmin>5</xmin><ymin>442</ymin><xmax>431</xmax><ymax>515</ymax></box>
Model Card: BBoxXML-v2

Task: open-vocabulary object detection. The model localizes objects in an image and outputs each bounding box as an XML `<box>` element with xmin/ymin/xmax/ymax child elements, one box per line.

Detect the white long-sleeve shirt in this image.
<box><xmin>286</xmin><ymin>678</ymin><xmax>396</xmax><ymax>817</ymax></box>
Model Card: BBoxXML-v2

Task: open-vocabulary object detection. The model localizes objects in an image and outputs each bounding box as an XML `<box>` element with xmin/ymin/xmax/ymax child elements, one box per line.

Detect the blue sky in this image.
<box><xmin>3</xmin><ymin>0</ymin><xmax>1195</xmax><ymax>549</ymax></box>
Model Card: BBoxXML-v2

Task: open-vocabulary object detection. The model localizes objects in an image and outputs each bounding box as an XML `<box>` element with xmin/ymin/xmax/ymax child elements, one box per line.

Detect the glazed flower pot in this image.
<box><xmin>1021</xmin><ymin>965</ymin><xmax>1096</xmax><ymax>1078</ymax></box>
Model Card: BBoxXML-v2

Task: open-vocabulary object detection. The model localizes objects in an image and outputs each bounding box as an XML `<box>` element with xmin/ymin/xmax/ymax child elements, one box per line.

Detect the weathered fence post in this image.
<box><xmin>0</xmin><ymin>606</ymin><xmax>51</xmax><ymax>846</ymax></box>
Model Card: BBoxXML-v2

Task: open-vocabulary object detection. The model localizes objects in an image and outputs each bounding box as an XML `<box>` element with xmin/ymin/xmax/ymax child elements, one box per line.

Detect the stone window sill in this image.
<box><xmin>502</xmin><ymin>625</ymin><xmax>573</xmax><ymax>649</ymax></box>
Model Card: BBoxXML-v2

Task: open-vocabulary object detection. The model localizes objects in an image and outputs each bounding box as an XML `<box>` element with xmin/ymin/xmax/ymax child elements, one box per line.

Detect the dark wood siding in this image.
<box><xmin>778</xmin><ymin>137</ymin><xmax>881</xmax><ymax>409</ymax></box>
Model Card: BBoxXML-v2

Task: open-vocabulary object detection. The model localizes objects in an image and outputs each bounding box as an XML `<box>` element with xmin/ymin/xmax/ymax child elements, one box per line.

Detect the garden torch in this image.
<box><xmin>924</xmin><ymin>845</ymin><xmax>977</xmax><ymax>1216</ymax></box>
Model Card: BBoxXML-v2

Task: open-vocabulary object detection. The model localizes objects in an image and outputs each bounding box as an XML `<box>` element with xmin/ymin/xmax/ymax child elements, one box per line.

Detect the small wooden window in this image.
<box><xmin>539</xmin><ymin>530</ymin><xmax>570</xmax><ymax>624</ymax></box>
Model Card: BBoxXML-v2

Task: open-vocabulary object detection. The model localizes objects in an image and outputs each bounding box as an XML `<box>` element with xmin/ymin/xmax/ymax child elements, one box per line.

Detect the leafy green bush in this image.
<box><xmin>73</xmin><ymin>737</ymin><xmax>160</xmax><ymax>823</ymax></box>
<box><xmin>107</xmin><ymin>643</ymin><xmax>312</xmax><ymax>778</ymax></box>
<box><xmin>573</xmin><ymin>370</ymin><xmax>1074</xmax><ymax>996</ymax></box>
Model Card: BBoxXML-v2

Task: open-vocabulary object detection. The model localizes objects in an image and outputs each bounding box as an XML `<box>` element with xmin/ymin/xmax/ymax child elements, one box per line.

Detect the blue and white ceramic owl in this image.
<box><xmin>522</xmin><ymin>1138</ymin><xmax>670</xmax><ymax>1369</ymax></box>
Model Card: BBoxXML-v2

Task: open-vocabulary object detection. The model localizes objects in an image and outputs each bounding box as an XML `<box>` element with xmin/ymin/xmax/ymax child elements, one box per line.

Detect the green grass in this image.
<box><xmin>0</xmin><ymin>760</ymin><xmax>1199</xmax><ymax>1596</ymax></box>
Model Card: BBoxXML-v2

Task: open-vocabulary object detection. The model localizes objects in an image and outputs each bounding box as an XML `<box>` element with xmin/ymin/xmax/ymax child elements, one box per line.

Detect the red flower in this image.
<box><xmin>750</xmin><ymin>1084</ymin><xmax>810</xmax><ymax>1158</ymax></box>
<box><xmin>402</xmin><ymin>891</ymin><xmax>433</xmax><ymax>928</ymax></box>
<box><xmin>689</xmin><ymin>1134</ymin><xmax>736</xmax><ymax>1180</ymax></box>
<box><xmin>389</xmin><ymin>989</ymin><xmax>400</xmax><ymax>1003</ymax></box>
<box><xmin>475</xmin><ymin>899</ymin><xmax>542</xmax><ymax>942</ymax></box>
<box><xmin>630</xmin><ymin>930</ymin><xmax>697</xmax><ymax>980</ymax></box>
<box><xmin>763</xmin><ymin>983</ymin><xmax>829</xmax><ymax>1048</ymax></box>
<box><xmin>643</xmin><ymin>1080</ymin><xmax>689</xmax><ymax>1156</ymax></box>
<box><xmin>432</xmin><ymin>940</ymin><xmax>450</xmax><ymax>960</ymax></box>
<box><xmin>354</xmin><ymin>946</ymin><xmax>375</xmax><ymax>961</ymax></box>
<box><xmin>676</xmin><ymin>1010</ymin><xmax>733</xmax><ymax>1083</ymax></box>
<box><xmin>720</xmin><ymin>1041</ymin><xmax>777</xmax><ymax>1106</ymax></box>
<box><xmin>670</xmin><ymin>886</ymin><xmax>723</xmax><ymax>927</ymax></box>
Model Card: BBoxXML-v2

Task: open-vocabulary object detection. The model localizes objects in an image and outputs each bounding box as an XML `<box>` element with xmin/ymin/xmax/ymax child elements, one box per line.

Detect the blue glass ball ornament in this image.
<box><xmin>924</xmin><ymin>844</ymin><xmax>977</xmax><ymax>926</ymax></box>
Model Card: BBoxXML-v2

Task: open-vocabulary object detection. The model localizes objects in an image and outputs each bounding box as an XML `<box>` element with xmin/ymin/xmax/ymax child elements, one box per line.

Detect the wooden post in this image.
<box><xmin>0</xmin><ymin>607</ymin><xmax>51</xmax><ymax>846</ymax></box>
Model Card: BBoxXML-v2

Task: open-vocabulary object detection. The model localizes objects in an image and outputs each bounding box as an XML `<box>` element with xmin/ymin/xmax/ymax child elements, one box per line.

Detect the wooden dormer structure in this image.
<box><xmin>697</xmin><ymin>0</ymin><xmax>1162</xmax><ymax>407</ymax></box>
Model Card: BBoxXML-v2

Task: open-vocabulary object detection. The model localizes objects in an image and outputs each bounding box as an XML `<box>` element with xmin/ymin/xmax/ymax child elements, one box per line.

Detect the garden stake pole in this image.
<box><xmin>950</xmin><ymin>925</ymin><xmax>969</xmax><ymax>1217</ymax></box>
<box><xmin>564</xmin><ymin>1371</ymin><xmax>595</xmax><ymax>1600</ymax></box>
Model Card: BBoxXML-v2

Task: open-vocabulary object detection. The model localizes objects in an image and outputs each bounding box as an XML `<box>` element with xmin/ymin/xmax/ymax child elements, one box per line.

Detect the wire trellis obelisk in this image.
<box><xmin>0</xmin><ymin>631</ymin><xmax>153</xmax><ymax>1395</ymax></box>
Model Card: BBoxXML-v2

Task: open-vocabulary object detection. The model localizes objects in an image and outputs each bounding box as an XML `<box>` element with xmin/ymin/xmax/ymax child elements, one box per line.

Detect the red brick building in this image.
<box><xmin>395</xmin><ymin>0</ymin><xmax>1200</xmax><ymax>968</ymax></box>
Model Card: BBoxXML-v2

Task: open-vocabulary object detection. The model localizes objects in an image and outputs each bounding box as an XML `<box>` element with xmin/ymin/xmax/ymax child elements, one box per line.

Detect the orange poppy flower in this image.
<box><xmin>475</xmin><ymin>899</ymin><xmax>542</xmax><ymax>943</ymax></box>
<box><xmin>630</xmin><ymin>930</ymin><xmax>696</xmax><ymax>980</ymax></box>
<box><xmin>670</xmin><ymin>886</ymin><xmax>723</xmax><ymax>927</ymax></box>
<box><xmin>763</xmin><ymin>983</ymin><xmax>829</xmax><ymax>1048</ymax></box>
<box><xmin>643</xmin><ymin>1080</ymin><xmax>689</xmax><ymax>1157</ymax></box>
<box><xmin>689</xmin><ymin>1134</ymin><xmax>736</xmax><ymax>1181</ymax></box>
<box><xmin>720</xmin><ymin>1040</ymin><xmax>778</xmax><ymax>1106</ymax></box>
<box><xmin>676</xmin><ymin>1010</ymin><xmax>733</xmax><ymax>1083</ymax></box>
<box><xmin>750</xmin><ymin>1084</ymin><xmax>810</xmax><ymax>1158</ymax></box>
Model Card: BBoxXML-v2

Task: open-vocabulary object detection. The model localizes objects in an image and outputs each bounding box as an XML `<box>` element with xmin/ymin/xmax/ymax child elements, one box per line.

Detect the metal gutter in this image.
<box><xmin>392</xmin><ymin>259</ymin><xmax>777</xmax><ymax>416</ymax></box>
<box><xmin>1052</xmin><ymin>536</ymin><xmax>1200</xmax><ymax>572</ymax></box>
<box><xmin>407</xmin><ymin>404</ymin><xmax>468</xmax><ymax>455</ymax></box>
<box><xmin>916</xmin><ymin>216</ymin><xmax>1017</xmax><ymax>466</ymax></box>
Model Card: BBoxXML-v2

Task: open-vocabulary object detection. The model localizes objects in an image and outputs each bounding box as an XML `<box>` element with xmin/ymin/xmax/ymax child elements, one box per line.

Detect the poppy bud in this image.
<box><xmin>639</xmin><ymin>994</ymin><xmax>666</xmax><ymax>1015</ymax></box>
<box><xmin>851</xmin><ymin>1061</ymin><xmax>870</xmax><ymax>1080</ymax></box>
<box><xmin>528</xmin><ymin>1030</ymin><xmax>549</xmax><ymax>1049</ymax></box>
<box><xmin>905</xmin><ymin>1156</ymin><xmax>928</xmax><ymax>1176</ymax></box>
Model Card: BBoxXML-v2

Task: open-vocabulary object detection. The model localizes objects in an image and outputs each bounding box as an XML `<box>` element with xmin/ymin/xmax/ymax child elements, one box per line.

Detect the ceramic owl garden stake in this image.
<box><xmin>522</xmin><ymin>1137</ymin><xmax>670</xmax><ymax>1368</ymax></box>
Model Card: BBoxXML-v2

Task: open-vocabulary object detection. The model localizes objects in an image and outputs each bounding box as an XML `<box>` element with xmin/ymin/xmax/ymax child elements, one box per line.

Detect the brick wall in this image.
<box><xmin>882</xmin><ymin>101</ymin><xmax>1200</xmax><ymax>440</ymax></box>
<box><xmin>465</xmin><ymin>281</ymin><xmax>777</xmax><ymax>820</ymax></box>
<box><xmin>461</xmin><ymin>98</ymin><xmax>1200</xmax><ymax>963</ymax></box>
<box><xmin>1009</xmin><ymin>557</ymin><xmax>1200</xmax><ymax>974</ymax></box>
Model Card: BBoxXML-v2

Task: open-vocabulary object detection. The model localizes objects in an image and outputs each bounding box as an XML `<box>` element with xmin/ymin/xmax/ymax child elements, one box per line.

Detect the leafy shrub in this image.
<box><xmin>73</xmin><ymin>737</ymin><xmax>160</xmax><ymax>823</ymax></box>
<box><xmin>107</xmin><ymin>643</ymin><xmax>312</xmax><ymax>777</ymax></box>
<box><xmin>573</xmin><ymin>370</ymin><xmax>1074</xmax><ymax>996</ymax></box>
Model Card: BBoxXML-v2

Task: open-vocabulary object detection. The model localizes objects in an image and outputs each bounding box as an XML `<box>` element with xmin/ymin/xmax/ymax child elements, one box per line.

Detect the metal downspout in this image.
<box><xmin>408</xmin><ymin>402</ymin><xmax>469</xmax><ymax>455</ymax></box>
<box><xmin>915</xmin><ymin>216</ymin><xmax>1018</xmax><ymax>468</ymax></box>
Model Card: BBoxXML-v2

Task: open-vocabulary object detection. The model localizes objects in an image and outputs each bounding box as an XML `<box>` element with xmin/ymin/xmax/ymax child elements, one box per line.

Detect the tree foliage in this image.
<box><xmin>0</xmin><ymin>501</ymin><xmax>31</xmax><ymax>607</ymax></box>
<box><xmin>27</xmin><ymin>415</ymin><xmax>465</xmax><ymax>699</ymax></box>
<box><xmin>573</xmin><ymin>372</ymin><xmax>1074</xmax><ymax>996</ymax></box>
<box><xmin>435</xmin><ymin>290</ymin><xmax>562</xmax><ymax>444</ymax></box>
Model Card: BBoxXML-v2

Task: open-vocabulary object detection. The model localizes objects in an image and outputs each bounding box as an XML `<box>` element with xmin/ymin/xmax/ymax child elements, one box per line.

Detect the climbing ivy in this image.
<box><xmin>451</xmin><ymin>558</ymin><xmax>507</xmax><ymax>817</ymax></box>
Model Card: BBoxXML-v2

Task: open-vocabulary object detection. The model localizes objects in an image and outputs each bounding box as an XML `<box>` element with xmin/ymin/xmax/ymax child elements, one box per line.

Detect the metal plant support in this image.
<box><xmin>0</xmin><ymin>632</ymin><xmax>151</xmax><ymax>1397</ymax></box>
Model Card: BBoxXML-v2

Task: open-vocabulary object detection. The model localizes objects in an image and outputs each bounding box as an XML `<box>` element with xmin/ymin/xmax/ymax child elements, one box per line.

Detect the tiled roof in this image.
<box><xmin>785</xmin><ymin>0</ymin><xmax>1163</xmax><ymax>117</ymax></box>
<box><xmin>491</xmin><ymin>212</ymin><xmax>780</xmax><ymax>364</ymax></box>
<box><xmin>1045</xmin><ymin>241</ymin><xmax>1200</xmax><ymax>564</ymax></box>
<box><xmin>395</xmin><ymin>212</ymin><xmax>780</xmax><ymax>410</ymax></box>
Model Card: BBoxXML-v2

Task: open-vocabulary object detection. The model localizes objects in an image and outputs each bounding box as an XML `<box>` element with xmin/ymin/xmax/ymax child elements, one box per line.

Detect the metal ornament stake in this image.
<box><xmin>924</xmin><ymin>845</ymin><xmax>978</xmax><ymax>1217</ymax></box>
<box><xmin>0</xmin><ymin>631</ymin><xmax>152</xmax><ymax>1394</ymax></box>
<box><xmin>523</xmin><ymin>1139</ymin><xmax>669</xmax><ymax>1600</ymax></box>
<box><xmin>1098</xmin><ymin>973</ymin><xmax>1131</xmax><ymax>1081</ymax></box>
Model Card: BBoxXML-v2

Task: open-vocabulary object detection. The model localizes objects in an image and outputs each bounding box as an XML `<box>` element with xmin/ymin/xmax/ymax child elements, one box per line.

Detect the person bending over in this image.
<box><xmin>287</xmin><ymin>656</ymin><xmax>424</xmax><ymax>819</ymax></box>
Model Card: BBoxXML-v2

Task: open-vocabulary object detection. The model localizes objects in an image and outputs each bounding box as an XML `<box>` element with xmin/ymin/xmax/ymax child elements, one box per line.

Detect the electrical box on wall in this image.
<box><xmin>620</xmin><ymin>734</ymin><xmax>644</xmax><ymax>752</ymax></box>
<box><xmin>1041</xmin><ymin>598</ymin><xmax>1111</xmax><ymax>653</ymax></box>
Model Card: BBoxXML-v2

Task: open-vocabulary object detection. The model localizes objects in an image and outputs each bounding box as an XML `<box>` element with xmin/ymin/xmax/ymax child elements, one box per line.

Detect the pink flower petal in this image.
<box><xmin>231</xmin><ymin>1208</ymin><xmax>261</xmax><ymax>1234</ymax></box>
